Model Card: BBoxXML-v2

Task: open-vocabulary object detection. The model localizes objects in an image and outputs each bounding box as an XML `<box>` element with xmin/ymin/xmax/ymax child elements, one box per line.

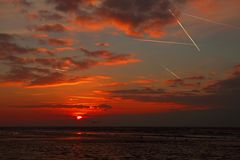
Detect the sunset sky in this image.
<box><xmin>0</xmin><ymin>0</ymin><xmax>240</xmax><ymax>127</ymax></box>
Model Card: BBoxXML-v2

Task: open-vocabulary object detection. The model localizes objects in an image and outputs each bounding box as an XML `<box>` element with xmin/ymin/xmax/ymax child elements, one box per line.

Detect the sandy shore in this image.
<box><xmin>0</xmin><ymin>127</ymin><xmax>239</xmax><ymax>160</ymax></box>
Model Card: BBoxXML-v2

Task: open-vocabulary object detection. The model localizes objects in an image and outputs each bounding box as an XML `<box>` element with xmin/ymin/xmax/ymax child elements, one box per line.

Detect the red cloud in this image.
<box><xmin>27</xmin><ymin>74</ymin><xmax>110</xmax><ymax>88</ymax></box>
<box><xmin>232</xmin><ymin>64</ymin><xmax>240</xmax><ymax>76</ymax></box>
<box><xmin>80</xmin><ymin>48</ymin><xmax>141</xmax><ymax>66</ymax></box>
<box><xmin>132</xmin><ymin>79</ymin><xmax>158</xmax><ymax>85</ymax></box>
<box><xmin>101</xmin><ymin>55</ymin><xmax>141</xmax><ymax>66</ymax></box>
<box><xmin>95</xmin><ymin>42</ymin><xmax>110</xmax><ymax>47</ymax></box>
<box><xmin>47</xmin><ymin>0</ymin><xmax>184</xmax><ymax>37</ymax></box>
<box><xmin>100</xmin><ymin>81</ymin><xmax>129</xmax><ymax>87</ymax></box>
<box><xmin>46</xmin><ymin>38</ymin><xmax>74</xmax><ymax>46</ymax></box>
<box><xmin>31</xmin><ymin>23</ymin><xmax>71</xmax><ymax>32</ymax></box>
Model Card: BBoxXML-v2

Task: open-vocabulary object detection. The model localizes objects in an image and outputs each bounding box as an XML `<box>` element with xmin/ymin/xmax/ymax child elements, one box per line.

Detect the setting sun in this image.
<box><xmin>76</xmin><ymin>116</ymin><xmax>83</xmax><ymax>120</ymax></box>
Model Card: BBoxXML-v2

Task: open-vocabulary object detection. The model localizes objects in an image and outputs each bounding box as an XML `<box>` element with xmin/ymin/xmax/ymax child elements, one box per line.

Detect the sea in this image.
<box><xmin>0</xmin><ymin>127</ymin><xmax>239</xmax><ymax>160</ymax></box>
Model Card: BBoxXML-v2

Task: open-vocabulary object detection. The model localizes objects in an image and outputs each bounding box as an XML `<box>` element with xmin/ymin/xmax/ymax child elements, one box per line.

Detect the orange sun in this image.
<box><xmin>76</xmin><ymin>116</ymin><xmax>83</xmax><ymax>120</ymax></box>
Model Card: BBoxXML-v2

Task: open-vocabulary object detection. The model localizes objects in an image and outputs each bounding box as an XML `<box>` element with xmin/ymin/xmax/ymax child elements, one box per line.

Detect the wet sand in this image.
<box><xmin>0</xmin><ymin>127</ymin><xmax>240</xmax><ymax>160</ymax></box>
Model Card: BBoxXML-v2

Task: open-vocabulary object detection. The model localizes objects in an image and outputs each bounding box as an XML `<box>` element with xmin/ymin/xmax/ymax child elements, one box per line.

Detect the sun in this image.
<box><xmin>76</xmin><ymin>115</ymin><xmax>83</xmax><ymax>120</ymax></box>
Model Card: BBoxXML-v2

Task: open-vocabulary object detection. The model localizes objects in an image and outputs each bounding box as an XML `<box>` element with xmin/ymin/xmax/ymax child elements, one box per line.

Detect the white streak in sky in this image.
<box><xmin>169</xmin><ymin>9</ymin><xmax>201</xmax><ymax>52</ymax></box>
<box><xmin>134</xmin><ymin>38</ymin><xmax>194</xmax><ymax>46</ymax></box>
<box><xmin>164</xmin><ymin>67</ymin><xmax>181</xmax><ymax>80</ymax></box>
<box><xmin>183</xmin><ymin>13</ymin><xmax>240</xmax><ymax>30</ymax></box>
<box><xmin>55</xmin><ymin>69</ymin><xmax>67</xmax><ymax>72</ymax></box>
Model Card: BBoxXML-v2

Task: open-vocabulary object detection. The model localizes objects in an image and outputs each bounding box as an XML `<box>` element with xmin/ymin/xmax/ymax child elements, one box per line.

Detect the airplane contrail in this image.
<box><xmin>169</xmin><ymin>9</ymin><xmax>201</xmax><ymax>52</ymax></box>
<box><xmin>134</xmin><ymin>38</ymin><xmax>194</xmax><ymax>46</ymax></box>
<box><xmin>163</xmin><ymin>66</ymin><xmax>181</xmax><ymax>80</ymax></box>
<box><xmin>182</xmin><ymin>13</ymin><xmax>240</xmax><ymax>30</ymax></box>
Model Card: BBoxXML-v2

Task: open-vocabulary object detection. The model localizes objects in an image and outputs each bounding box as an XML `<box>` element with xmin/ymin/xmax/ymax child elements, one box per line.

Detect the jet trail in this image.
<box><xmin>183</xmin><ymin>13</ymin><xmax>240</xmax><ymax>30</ymax></box>
<box><xmin>134</xmin><ymin>38</ymin><xmax>194</xmax><ymax>46</ymax></box>
<box><xmin>169</xmin><ymin>9</ymin><xmax>201</xmax><ymax>52</ymax></box>
<box><xmin>164</xmin><ymin>67</ymin><xmax>181</xmax><ymax>80</ymax></box>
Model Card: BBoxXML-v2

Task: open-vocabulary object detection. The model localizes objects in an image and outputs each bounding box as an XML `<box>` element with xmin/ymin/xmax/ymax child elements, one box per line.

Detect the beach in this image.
<box><xmin>0</xmin><ymin>127</ymin><xmax>240</xmax><ymax>160</ymax></box>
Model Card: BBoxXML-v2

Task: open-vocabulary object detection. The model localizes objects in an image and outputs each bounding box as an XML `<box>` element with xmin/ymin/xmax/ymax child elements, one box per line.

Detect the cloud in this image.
<box><xmin>27</xmin><ymin>74</ymin><xmax>109</xmax><ymax>88</ymax></box>
<box><xmin>132</xmin><ymin>79</ymin><xmax>158</xmax><ymax>85</ymax></box>
<box><xmin>100</xmin><ymin>81</ymin><xmax>129</xmax><ymax>87</ymax></box>
<box><xmin>18</xmin><ymin>0</ymin><xmax>32</xmax><ymax>7</ymax></box>
<box><xmin>80</xmin><ymin>48</ymin><xmax>113</xmax><ymax>58</ymax></box>
<box><xmin>111</xmin><ymin>87</ymin><xmax>165</xmax><ymax>95</ymax></box>
<box><xmin>165</xmin><ymin>75</ymin><xmax>205</xmax><ymax>88</ymax></box>
<box><xmin>40</xmin><ymin>38</ymin><xmax>74</xmax><ymax>46</ymax></box>
<box><xmin>232</xmin><ymin>64</ymin><xmax>240</xmax><ymax>76</ymax></box>
<box><xmin>0</xmin><ymin>66</ymin><xmax>50</xmax><ymax>85</ymax></box>
<box><xmin>44</xmin><ymin>0</ymin><xmax>240</xmax><ymax>37</ymax></box>
<box><xmin>96</xmin><ymin>42</ymin><xmax>110</xmax><ymax>47</ymax></box>
<box><xmin>0</xmin><ymin>42</ymin><xmax>36</xmax><ymax>57</ymax></box>
<box><xmin>0</xmin><ymin>64</ymin><xmax>109</xmax><ymax>88</ymax></box>
<box><xmin>109</xmin><ymin>65</ymin><xmax>240</xmax><ymax>109</ymax></box>
<box><xmin>73</xmin><ymin>59</ymin><xmax>99</xmax><ymax>70</ymax></box>
<box><xmin>80</xmin><ymin>48</ymin><xmax>141</xmax><ymax>66</ymax></box>
<box><xmin>46</xmin><ymin>0</ymin><xmax>99</xmax><ymax>12</ymax></box>
<box><xmin>0</xmin><ymin>31</ymin><xmax>140</xmax><ymax>88</ymax></box>
<box><xmin>31</xmin><ymin>23</ymin><xmax>71</xmax><ymax>32</ymax></box>
<box><xmin>1</xmin><ymin>48</ymin><xmax>140</xmax><ymax>73</ymax></box>
<box><xmin>100</xmin><ymin>79</ymin><xmax>158</xmax><ymax>88</ymax></box>
<box><xmin>15</xmin><ymin>103</ymin><xmax>112</xmax><ymax>110</ymax></box>
<box><xmin>0</xmin><ymin>53</ymin><xmax>139</xmax><ymax>87</ymax></box>
<box><xmin>37</xmin><ymin>10</ymin><xmax>64</xmax><ymax>21</ymax></box>
<box><xmin>0</xmin><ymin>33</ymin><xmax>16</xmax><ymax>42</ymax></box>
<box><xmin>46</xmin><ymin>0</ymin><xmax>188</xmax><ymax>37</ymax></box>
<box><xmin>2</xmin><ymin>56</ymin><xmax>73</xmax><ymax>70</ymax></box>
<box><xmin>101</xmin><ymin>54</ymin><xmax>141</xmax><ymax>66</ymax></box>
<box><xmin>94</xmin><ymin>104</ymin><xmax>112</xmax><ymax>110</ymax></box>
<box><xmin>8</xmin><ymin>0</ymin><xmax>32</xmax><ymax>7</ymax></box>
<box><xmin>185</xmin><ymin>76</ymin><xmax>205</xmax><ymax>81</ymax></box>
<box><xmin>26</xmin><ymin>10</ymin><xmax>64</xmax><ymax>21</ymax></box>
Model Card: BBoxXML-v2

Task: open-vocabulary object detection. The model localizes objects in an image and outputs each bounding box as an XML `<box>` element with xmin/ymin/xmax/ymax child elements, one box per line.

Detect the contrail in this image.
<box><xmin>169</xmin><ymin>9</ymin><xmax>200</xmax><ymax>52</ymax></box>
<box><xmin>183</xmin><ymin>13</ymin><xmax>240</xmax><ymax>30</ymax></box>
<box><xmin>163</xmin><ymin>66</ymin><xmax>181</xmax><ymax>80</ymax></box>
<box><xmin>134</xmin><ymin>38</ymin><xmax>194</xmax><ymax>46</ymax></box>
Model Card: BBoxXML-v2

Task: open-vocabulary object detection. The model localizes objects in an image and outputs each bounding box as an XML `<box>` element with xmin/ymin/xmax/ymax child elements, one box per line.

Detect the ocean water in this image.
<box><xmin>0</xmin><ymin>127</ymin><xmax>240</xmax><ymax>160</ymax></box>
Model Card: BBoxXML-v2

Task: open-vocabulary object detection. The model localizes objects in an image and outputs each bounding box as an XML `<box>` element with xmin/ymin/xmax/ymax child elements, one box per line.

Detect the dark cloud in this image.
<box><xmin>232</xmin><ymin>64</ymin><xmax>240</xmax><ymax>76</ymax></box>
<box><xmin>18</xmin><ymin>0</ymin><xmax>32</xmax><ymax>7</ymax></box>
<box><xmin>40</xmin><ymin>38</ymin><xmax>73</xmax><ymax>46</ymax></box>
<box><xmin>15</xmin><ymin>103</ymin><xmax>112</xmax><ymax>110</ymax></box>
<box><xmin>96</xmin><ymin>42</ymin><xmax>110</xmax><ymax>47</ymax></box>
<box><xmin>38</xmin><ymin>10</ymin><xmax>64</xmax><ymax>21</ymax></box>
<box><xmin>2</xmin><ymin>56</ymin><xmax>72</xmax><ymax>69</ymax></box>
<box><xmin>0</xmin><ymin>64</ymin><xmax>108</xmax><ymax>88</ymax></box>
<box><xmin>80</xmin><ymin>48</ymin><xmax>114</xmax><ymax>58</ymax></box>
<box><xmin>0</xmin><ymin>66</ymin><xmax>50</xmax><ymax>84</ymax></box>
<box><xmin>0</xmin><ymin>42</ymin><xmax>35</xmax><ymax>57</ymax></box>
<box><xmin>111</xmin><ymin>87</ymin><xmax>165</xmax><ymax>95</ymax></box>
<box><xmin>47</xmin><ymin>0</ymin><xmax>89</xmax><ymax>12</ymax></box>
<box><xmin>31</xmin><ymin>24</ymin><xmax>70</xmax><ymax>32</ymax></box>
<box><xmin>80</xmin><ymin>48</ymin><xmax>141</xmax><ymax>65</ymax></box>
<box><xmin>11</xmin><ymin>0</ymin><xmax>32</xmax><ymax>7</ymax></box>
<box><xmin>0</xmin><ymin>52</ymin><xmax>137</xmax><ymax>87</ymax></box>
<box><xmin>165</xmin><ymin>75</ymin><xmax>205</xmax><ymax>88</ymax></box>
<box><xmin>27</xmin><ymin>72</ymin><xmax>68</xmax><ymax>87</ymax></box>
<box><xmin>93</xmin><ymin>104</ymin><xmax>112</xmax><ymax>110</ymax></box>
<box><xmin>0</xmin><ymin>33</ymin><xmax>16</xmax><ymax>42</ymax></box>
<box><xmin>0</xmin><ymin>32</ymin><xmax>140</xmax><ymax>88</ymax></box>
<box><xmin>185</xmin><ymin>76</ymin><xmax>205</xmax><ymax>80</ymax></box>
<box><xmin>46</xmin><ymin>0</ymin><xmax>188</xmax><ymax>37</ymax></box>
<box><xmin>73</xmin><ymin>59</ymin><xmax>99</xmax><ymax>70</ymax></box>
<box><xmin>1</xmin><ymin>47</ymin><xmax>140</xmax><ymax>72</ymax></box>
<box><xmin>110</xmin><ymin>66</ymin><xmax>240</xmax><ymax>109</ymax></box>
